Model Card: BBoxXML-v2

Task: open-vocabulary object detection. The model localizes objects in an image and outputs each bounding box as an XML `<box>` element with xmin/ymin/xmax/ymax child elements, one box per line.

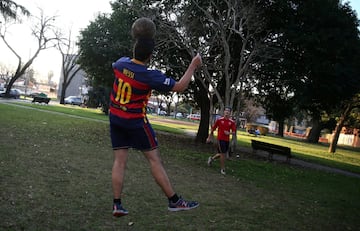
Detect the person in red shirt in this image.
<box><xmin>206</xmin><ymin>107</ymin><xmax>237</xmax><ymax>175</ymax></box>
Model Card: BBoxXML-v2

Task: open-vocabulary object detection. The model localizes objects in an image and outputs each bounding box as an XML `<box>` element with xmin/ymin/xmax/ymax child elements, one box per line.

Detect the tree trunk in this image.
<box><xmin>4</xmin><ymin>74</ymin><xmax>18</xmax><ymax>97</ymax></box>
<box><xmin>307</xmin><ymin>117</ymin><xmax>321</xmax><ymax>143</ymax></box>
<box><xmin>197</xmin><ymin>101</ymin><xmax>210</xmax><ymax>143</ymax></box>
<box><xmin>329</xmin><ymin>103</ymin><xmax>352</xmax><ymax>153</ymax></box>
<box><xmin>195</xmin><ymin>80</ymin><xmax>210</xmax><ymax>143</ymax></box>
<box><xmin>60</xmin><ymin>81</ymin><xmax>67</xmax><ymax>104</ymax></box>
<box><xmin>231</xmin><ymin>95</ymin><xmax>243</xmax><ymax>153</ymax></box>
<box><xmin>278</xmin><ymin>120</ymin><xmax>284</xmax><ymax>137</ymax></box>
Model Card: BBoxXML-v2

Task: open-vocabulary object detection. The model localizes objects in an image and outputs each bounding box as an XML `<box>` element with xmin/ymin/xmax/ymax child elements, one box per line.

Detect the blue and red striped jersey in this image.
<box><xmin>110</xmin><ymin>57</ymin><xmax>175</xmax><ymax>127</ymax></box>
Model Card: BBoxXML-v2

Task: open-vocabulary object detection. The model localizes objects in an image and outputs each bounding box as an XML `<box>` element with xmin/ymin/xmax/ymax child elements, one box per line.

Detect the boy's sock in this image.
<box><xmin>168</xmin><ymin>193</ymin><xmax>179</xmax><ymax>203</ymax></box>
<box><xmin>113</xmin><ymin>198</ymin><xmax>121</xmax><ymax>204</ymax></box>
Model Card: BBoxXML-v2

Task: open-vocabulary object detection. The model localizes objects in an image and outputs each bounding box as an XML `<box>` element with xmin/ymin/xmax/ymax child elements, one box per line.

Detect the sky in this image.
<box><xmin>0</xmin><ymin>0</ymin><xmax>360</xmax><ymax>84</ymax></box>
<box><xmin>347</xmin><ymin>0</ymin><xmax>360</xmax><ymax>14</ymax></box>
<box><xmin>0</xmin><ymin>0</ymin><xmax>112</xmax><ymax>84</ymax></box>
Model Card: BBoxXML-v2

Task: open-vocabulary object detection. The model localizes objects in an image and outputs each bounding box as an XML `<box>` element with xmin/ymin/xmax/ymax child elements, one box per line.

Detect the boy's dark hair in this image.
<box><xmin>131</xmin><ymin>17</ymin><xmax>156</xmax><ymax>39</ymax></box>
<box><xmin>133</xmin><ymin>38</ymin><xmax>155</xmax><ymax>62</ymax></box>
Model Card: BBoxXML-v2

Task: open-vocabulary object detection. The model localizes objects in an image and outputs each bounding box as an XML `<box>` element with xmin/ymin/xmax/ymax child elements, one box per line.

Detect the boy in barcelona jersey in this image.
<box><xmin>109</xmin><ymin>17</ymin><xmax>202</xmax><ymax>217</ymax></box>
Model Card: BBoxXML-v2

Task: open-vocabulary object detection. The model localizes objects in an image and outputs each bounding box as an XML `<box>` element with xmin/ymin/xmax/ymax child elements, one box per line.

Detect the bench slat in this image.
<box><xmin>251</xmin><ymin>139</ymin><xmax>291</xmax><ymax>162</ymax></box>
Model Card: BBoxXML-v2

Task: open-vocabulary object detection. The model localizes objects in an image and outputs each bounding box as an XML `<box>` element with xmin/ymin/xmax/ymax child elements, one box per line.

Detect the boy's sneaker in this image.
<box><xmin>168</xmin><ymin>197</ymin><xmax>199</xmax><ymax>212</ymax></box>
<box><xmin>113</xmin><ymin>202</ymin><xmax>129</xmax><ymax>217</ymax></box>
<box><xmin>220</xmin><ymin>169</ymin><xmax>226</xmax><ymax>175</ymax></box>
<box><xmin>207</xmin><ymin>157</ymin><xmax>212</xmax><ymax>166</ymax></box>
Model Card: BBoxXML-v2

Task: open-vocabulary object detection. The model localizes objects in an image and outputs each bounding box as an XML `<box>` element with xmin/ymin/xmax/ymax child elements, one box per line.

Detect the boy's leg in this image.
<box><xmin>218</xmin><ymin>140</ymin><xmax>228</xmax><ymax>172</ymax></box>
<box><xmin>143</xmin><ymin>148</ymin><xmax>175</xmax><ymax>197</ymax></box>
<box><xmin>219</xmin><ymin>153</ymin><xmax>225</xmax><ymax>170</ymax></box>
<box><xmin>208</xmin><ymin>153</ymin><xmax>221</xmax><ymax>166</ymax></box>
<box><xmin>144</xmin><ymin>148</ymin><xmax>200</xmax><ymax>211</ymax></box>
<box><xmin>112</xmin><ymin>149</ymin><xmax>128</xmax><ymax>200</ymax></box>
<box><xmin>112</xmin><ymin>148</ymin><xmax>129</xmax><ymax>216</ymax></box>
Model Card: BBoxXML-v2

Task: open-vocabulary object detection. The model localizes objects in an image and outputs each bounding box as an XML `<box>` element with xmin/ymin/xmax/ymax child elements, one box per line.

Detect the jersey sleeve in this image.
<box><xmin>148</xmin><ymin>69</ymin><xmax>176</xmax><ymax>92</ymax></box>
<box><xmin>211</xmin><ymin>120</ymin><xmax>219</xmax><ymax>132</ymax></box>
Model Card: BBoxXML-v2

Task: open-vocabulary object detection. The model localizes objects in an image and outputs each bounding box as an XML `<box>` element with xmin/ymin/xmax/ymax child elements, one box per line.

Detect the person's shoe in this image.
<box><xmin>113</xmin><ymin>202</ymin><xmax>129</xmax><ymax>217</ymax></box>
<box><xmin>207</xmin><ymin>157</ymin><xmax>212</xmax><ymax>166</ymax></box>
<box><xmin>220</xmin><ymin>169</ymin><xmax>226</xmax><ymax>175</ymax></box>
<box><xmin>168</xmin><ymin>196</ymin><xmax>199</xmax><ymax>212</ymax></box>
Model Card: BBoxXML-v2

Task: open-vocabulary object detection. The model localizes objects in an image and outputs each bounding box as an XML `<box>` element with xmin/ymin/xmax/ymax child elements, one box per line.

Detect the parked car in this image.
<box><xmin>28</xmin><ymin>91</ymin><xmax>42</xmax><ymax>98</ymax></box>
<box><xmin>187</xmin><ymin>114</ymin><xmax>201</xmax><ymax>121</ymax></box>
<box><xmin>0</xmin><ymin>89</ymin><xmax>21</xmax><ymax>99</ymax></box>
<box><xmin>64</xmin><ymin>96</ymin><xmax>82</xmax><ymax>106</ymax></box>
<box><xmin>175</xmin><ymin>112</ymin><xmax>183</xmax><ymax>118</ymax></box>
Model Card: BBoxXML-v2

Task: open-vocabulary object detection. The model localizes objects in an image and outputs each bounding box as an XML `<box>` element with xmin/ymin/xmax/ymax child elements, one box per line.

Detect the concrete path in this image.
<box><xmin>236</xmin><ymin>146</ymin><xmax>360</xmax><ymax>179</ymax></box>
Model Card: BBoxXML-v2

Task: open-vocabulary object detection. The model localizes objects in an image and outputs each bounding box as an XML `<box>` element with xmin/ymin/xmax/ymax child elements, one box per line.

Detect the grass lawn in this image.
<box><xmin>1</xmin><ymin>102</ymin><xmax>360</xmax><ymax>230</ymax></box>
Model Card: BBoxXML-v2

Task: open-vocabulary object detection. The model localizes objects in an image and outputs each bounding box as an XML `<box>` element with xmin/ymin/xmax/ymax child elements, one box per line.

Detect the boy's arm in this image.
<box><xmin>172</xmin><ymin>54</ymin><xmax>202</xmax><ymax>92</ymax></box>
<box><xmin>206</xmin><ymin>122</ymin><xmax>216</xmax><ymax>143</ymax></box>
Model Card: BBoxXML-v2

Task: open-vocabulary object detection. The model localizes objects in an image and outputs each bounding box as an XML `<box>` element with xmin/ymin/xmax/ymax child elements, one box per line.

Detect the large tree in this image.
<box><xmin>0</xmin><ymin>0</ymin><xmax>29</xmax><ymax>20</ymax></box>
<box><xmin>151</xmin><ymin>0</ymin><xmax>209</xmax><ymax>142</ymax></box>
<box><xmin>77</xmin><ymin>1</ymin><xmax>139</xmax><ymax>112</ymax></box>
<box><xmin>278</xmin><ymin>0</ymin><xmax>360</xmax><ymax>143</ymax></box>
<box><xmin>157</xmin><ymin>0</ymin><xmax>279</xmax><ymax>143</ymax></box>
<box><xmin>329</xmin><ymin>93</ymin><xmax>360</xmax><ymax>153</ymax></box>
<box><xmin>248</xmin><ymin>0</ymin><xmax>299</xmax><ymax>137</ymax></box>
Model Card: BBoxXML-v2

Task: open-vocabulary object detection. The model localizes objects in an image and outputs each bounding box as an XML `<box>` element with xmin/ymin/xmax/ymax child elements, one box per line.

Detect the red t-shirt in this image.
<box><xmin>211</xmin><ymin>117</ymin><xmax>236</xmax><ymax>141</ymax></box>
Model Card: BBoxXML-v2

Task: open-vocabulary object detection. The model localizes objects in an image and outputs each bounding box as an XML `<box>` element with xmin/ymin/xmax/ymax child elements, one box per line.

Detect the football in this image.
<box><xmin>131</xmin><ymin>17</ymin><xmax>156</xmax><ymax>39</ymax></box>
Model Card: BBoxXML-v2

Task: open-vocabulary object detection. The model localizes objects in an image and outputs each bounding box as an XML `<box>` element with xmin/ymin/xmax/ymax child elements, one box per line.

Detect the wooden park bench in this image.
<box><xmin>251</xmin><ymin>139</ymin><xmax>292</xmax><ymax>162</ymax></box>
<box><xmin>32</xmin><ymin>96</ymin><xmax>51</xmax><ymax>104</ymax></box>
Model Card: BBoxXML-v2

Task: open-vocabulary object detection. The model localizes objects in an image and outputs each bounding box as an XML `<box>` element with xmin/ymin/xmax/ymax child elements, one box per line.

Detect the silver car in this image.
<box><xmin>64</xmin><ymin>96</ymin><xmax>82</xmax><ymax>106</ymax></box>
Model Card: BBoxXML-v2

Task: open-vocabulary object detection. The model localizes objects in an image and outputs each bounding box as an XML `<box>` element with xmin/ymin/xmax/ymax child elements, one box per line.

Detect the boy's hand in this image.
<box><xmin>206</xmin><ymin>133</ymin><xmax>213</xmax><ymax>143</ymax></box>
<box><xmin>192</xmin><ymin>53</ymin><xmax>202</xmax><ymax>68</ymax></box>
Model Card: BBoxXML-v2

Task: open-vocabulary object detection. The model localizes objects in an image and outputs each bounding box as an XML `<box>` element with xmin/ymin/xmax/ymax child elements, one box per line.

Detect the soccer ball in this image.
<box><xmin>131</xmin><ymin>17</ymin><xmax>156</xmax><ymax>39</ymax></box>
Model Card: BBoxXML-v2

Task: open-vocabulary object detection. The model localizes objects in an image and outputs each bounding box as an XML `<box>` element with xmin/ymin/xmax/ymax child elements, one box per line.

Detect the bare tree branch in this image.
<box><xmin>0</xmin><ymin>8</ymin><xmax>60</xmax><ymax>97</ymax></box>
<box><xmin>56</xmin><ymin>28</ymin><xmax>81</xmax><ymax>104</ymax></box>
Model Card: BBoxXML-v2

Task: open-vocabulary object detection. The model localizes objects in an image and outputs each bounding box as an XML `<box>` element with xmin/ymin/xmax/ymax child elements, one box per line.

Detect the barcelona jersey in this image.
<box><xmin>110</xmin><ymin>57</ymin><xmax>176</xmax><ymax>128</ymax></box>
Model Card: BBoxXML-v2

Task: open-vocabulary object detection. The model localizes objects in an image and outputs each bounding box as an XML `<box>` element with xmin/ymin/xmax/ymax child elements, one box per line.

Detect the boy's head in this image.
<box><xmin>131</xmin><ymin>17</ymin><xmax>156</xmax><ymax>62</ymax></box>
<box><xmin>133</xmin><ymin>38</ymin><xmax>155</xmax><ymax>62</ymax></box>
<box><xmin>131</xmin><ymin>17</ymin><xmax>156</xmax><ymax>39</ymax></box>
<box><xmin>224</xmin><ymin>106</ymin><xmax>232</xmax><ymax>112</ymax></box>
<box><xmin>224</xmin><ymin>106</ymin><xmax>232</xmax><ymax>117</ymax></box>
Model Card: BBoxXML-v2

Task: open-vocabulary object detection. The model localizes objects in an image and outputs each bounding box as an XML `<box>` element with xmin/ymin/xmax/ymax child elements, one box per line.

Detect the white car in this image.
<box><xmin>187</xmin><ymin>114</ymin><xmax>201</xmax><ymax>121</ymax></box>
<box><xmin>0</xmin><ymin>89</ymin><xmax>21</xmax><ymax>99</ymax></box>
<box><xmin>64</xmin><ymin>96</ymin><xmax>82</xmax><ymax>106</ymax></box>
